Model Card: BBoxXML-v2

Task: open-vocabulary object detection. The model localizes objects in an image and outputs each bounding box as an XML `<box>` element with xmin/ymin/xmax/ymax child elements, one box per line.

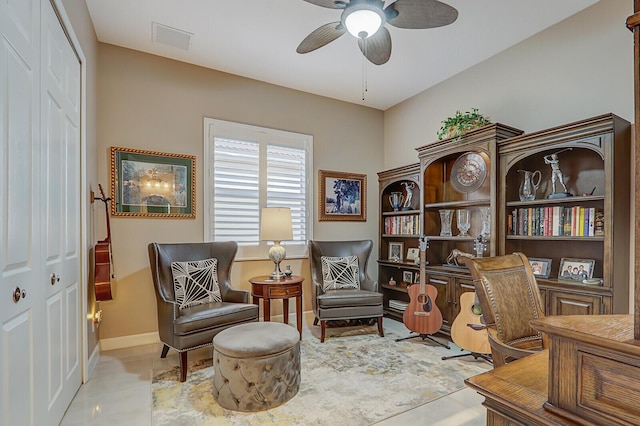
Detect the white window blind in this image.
<box><xmin>204</xmin><ymin>118</ymin><xmax>312</xmax><ymax>259</ymax></box>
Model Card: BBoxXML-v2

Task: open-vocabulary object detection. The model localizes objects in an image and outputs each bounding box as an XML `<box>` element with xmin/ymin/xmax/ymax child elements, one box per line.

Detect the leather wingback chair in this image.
<box><xmin>463</xmin><ymin>252</ymin><xmax>548</xmax><ymax>368</ymax></box>
<box><xmin>308</xmin><ymin>240</ymin><xmax>384</xmax><ymax>342</ymax></box>
<box><xmin>148</xmin><ymin>241</ymin><xmax>259</xmax><ymax>381</ymax></box>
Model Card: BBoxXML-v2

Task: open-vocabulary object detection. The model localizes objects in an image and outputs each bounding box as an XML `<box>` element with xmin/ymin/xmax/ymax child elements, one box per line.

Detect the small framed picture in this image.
<box><xmin>528</xmin><ymin>258</ymin><xmax>552</xmax><ymax>279</ymax></box>
<box><xmin>318</xmin><ymin>169</ymin><xmax>366</xmax><ymax>222</ymax></box>
<box><xmin>388</xmin><ymin>242</ymin><xmax>404</xmax><ymax>261</ymax></box>
<box><xmin>558</xmin><ymin>258</ymin><xmax>595</xmax><ymax>281</ymax></box>
<box><xmin>402</xmin><ymin>271</ymin><xmax>413</xmax><ymax>283</ymax></box>
<box><xmin>406</xmin><ymin>248</ymin><xmax>419</xmax><ymax>263</ymax></box>
<box><xmin>413</xmin><ymin>272</ymin><xmax>420</xmax><ymax>284</ymax></box>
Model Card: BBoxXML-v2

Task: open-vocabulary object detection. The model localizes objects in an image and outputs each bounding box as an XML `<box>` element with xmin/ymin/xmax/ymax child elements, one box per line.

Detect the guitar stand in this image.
<box><xmin>441</xmin><ymin>350</ymin><xmax>492</xmax><ymax>363</ymax></box>
<box><xmin>395</xmin><ymin>333</ymin><xmax>451</xmax><ymax>349</ymax></box>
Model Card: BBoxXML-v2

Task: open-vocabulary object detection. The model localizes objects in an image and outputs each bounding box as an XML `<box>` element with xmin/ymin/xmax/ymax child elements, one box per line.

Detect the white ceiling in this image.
<box><xmin>85</xmin><ymin>0</ymin><xmax>599</xmax><ymax>111</ymax></box>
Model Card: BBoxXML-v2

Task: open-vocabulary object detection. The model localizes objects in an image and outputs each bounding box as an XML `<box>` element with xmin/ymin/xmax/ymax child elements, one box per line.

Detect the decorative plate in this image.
<box><xmin>450</xmin><ymin>152</ymin><xmax>487</xmax><ymax>193</ymax></box>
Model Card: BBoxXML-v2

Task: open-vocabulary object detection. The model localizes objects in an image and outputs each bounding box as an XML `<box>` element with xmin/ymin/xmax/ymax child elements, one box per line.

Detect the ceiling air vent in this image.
<box><xmin>152</xmin><ymin>22</ymin><xmax>192</xmax><ymax>51</ymax></box>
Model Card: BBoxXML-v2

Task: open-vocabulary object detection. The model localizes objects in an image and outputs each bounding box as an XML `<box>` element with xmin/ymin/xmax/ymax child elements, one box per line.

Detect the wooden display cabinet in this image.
<box><xmin>498</xmin><ymin>113</ymin><xmax>631</xmax><ymax>315</ymax></box>
<box><xmin>415</xmin><ymin>124</ymin><xmax>523</xmax><ymax>331</ymax></box>
<box><xmin>377</xmin><ymin>163</ymin><xmax>421</xmax><ymax>320</ymax></box>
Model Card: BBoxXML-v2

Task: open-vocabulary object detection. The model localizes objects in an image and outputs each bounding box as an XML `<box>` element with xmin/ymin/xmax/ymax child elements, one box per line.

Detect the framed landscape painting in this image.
<box><xmin>110</xmin><ymin>146</ymin><xmax>196</xmax><ymax>218</ymax></box>
<box><xmin>318</xmin><ymin>170</ymin><xmax>366</xmax><ymax>221</ymax></box>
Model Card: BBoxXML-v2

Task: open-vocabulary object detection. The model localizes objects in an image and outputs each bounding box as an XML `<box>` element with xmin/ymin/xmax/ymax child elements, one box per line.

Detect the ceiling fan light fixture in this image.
<box><xmin>343</xmin><ymin>6</ymin><xmax>384</xmax><ymax>39</ymax></box>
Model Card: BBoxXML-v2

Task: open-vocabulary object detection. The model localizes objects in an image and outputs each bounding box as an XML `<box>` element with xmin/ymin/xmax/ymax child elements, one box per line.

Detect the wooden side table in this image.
<box><xmin>249</xmin><ymin>275</ymin><xmax>304</xmax><ymax>338</ymax></box>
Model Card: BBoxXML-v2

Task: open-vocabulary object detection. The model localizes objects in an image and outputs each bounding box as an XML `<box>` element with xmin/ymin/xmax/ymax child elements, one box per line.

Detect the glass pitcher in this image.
<box><xmin>518</xmin><ymin>169</ymin><xmax>542</xmax><ymax>201</ymax></box>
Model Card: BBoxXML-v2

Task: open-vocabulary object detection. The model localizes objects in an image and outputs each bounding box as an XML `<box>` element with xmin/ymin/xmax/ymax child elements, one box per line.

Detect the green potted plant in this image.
<box><xmin>437</xmin><ymin>108</ymin><xmax>492</xmax><ymax>140</ymax></box>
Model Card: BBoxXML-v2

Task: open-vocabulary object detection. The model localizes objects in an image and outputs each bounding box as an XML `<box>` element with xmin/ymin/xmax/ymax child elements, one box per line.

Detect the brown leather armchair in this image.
<box><xmin>148</xmin><ymin>241</ymin><xmax>259</xmax><ymax>381</ymax></box>
<box><xmin>308</xmin><ymin>240</ymin><xmax>384</xmax><ymax>342</ymax></box>
<box><xmin>463</xmin><ymin>252</ymin><xmax>548</xmax><ymax>368</ymax></box>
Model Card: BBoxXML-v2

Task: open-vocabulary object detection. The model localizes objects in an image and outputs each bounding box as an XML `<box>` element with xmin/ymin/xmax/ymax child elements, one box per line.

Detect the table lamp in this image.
<box><xmin>260</xmin><ymin>207</ymin><xmax>293</xmax><ymax>279</ymax></box>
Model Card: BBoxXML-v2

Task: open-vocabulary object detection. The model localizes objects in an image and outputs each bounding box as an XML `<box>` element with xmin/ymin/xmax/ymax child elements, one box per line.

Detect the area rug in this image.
<box><xmin>152</xmin><ymin>322</ymin><xmax>489</xmax><ymax>425</ymax></box>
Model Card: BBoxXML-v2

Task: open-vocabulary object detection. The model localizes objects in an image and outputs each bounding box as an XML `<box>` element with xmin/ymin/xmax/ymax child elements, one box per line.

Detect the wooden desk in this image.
<box><xmin>466</xmin><ymin>315</ymin><xmax>640</xmax><ymax>426</ymax></box>
<box><xmin>465</xmin><ymin>350</ymin><xmax>576</xmax><ymax>425</ymax></box>
<box><xmin>250</xmin><ymin>275</ymin><xmax>304</xmax><ymax>338</ymax></box>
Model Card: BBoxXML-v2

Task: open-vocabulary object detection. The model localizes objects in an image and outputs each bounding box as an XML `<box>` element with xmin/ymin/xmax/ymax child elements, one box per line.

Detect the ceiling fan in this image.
<box><xmin>296</xmin><ymin>0</ymin><xmax>459</xmax><ymax>65</ymax></box>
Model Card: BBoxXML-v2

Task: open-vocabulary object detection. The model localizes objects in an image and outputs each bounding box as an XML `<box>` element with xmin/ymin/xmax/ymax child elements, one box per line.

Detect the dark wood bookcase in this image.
<box><xmin>498</xmin><ymin>113</ymin><xmax>631</xmax><ymax>315</ymax></box>
<box><xmin>414</xmin><ymin>124</ymin><xmax>524</xmax><ymax>332</ymax></box>
<box><xmin>378</xmin><ymin>114</ymin><xmax>630</xmax><ymax>332</ymax></box>
<box><xmin>377</xmin><ymin>163</ymin><xmax>421</xmax><ymax>320</ymax></box>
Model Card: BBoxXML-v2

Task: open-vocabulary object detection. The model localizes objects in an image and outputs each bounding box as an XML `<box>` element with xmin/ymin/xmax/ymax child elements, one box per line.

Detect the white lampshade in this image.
<box><xmin>260</xmin><ymin>207</ymin><xmax>293</xmax><ymax>242</ymax></box>
<box><xmin>260</xmin><ymin>207</ymin><xmax>293</xmax><ymax>279</ymax></box>
<box><xmin>344</xmin><ymin>7</ymin><xmax>383</xmax><ymax>39</ymax></box>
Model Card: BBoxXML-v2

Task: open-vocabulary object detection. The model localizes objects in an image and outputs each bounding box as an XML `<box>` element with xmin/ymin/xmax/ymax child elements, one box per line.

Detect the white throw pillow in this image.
<box><xmin>171</xmin><ymin>258</ymin><xmax>222</xmax><ymax>310</ymax></box>
<box><xmin>320</xmin><ymin>255</ymin><xmax>361</xmax><ymax>291</ymax></box>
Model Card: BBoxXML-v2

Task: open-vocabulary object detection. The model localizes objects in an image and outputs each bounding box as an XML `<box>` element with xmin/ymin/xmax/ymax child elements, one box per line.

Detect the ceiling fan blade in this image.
<box><xmin>358</xmin><ymin>26</ymin><xmax>391</xmax><ymax>65</ymax></box>
<box><xmin>301</xmin><ymin>0</ymin><xmax>348</xmax><ymax>9</ymax></box>
<box><xmin>386</xmin><ymin>0</ymin><xmax>458</xmax><ymax>29</ymax></box>
<box><xmin>297</xmin><ymin>22</ymin><xmax>346</xmax><ymax>54</ymax></box>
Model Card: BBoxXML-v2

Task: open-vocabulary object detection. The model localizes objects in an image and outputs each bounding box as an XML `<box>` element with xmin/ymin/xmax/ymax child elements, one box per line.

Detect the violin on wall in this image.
<box><xmin>94</xmin><ymin>184</ymin><xmax>115</xmax><ymax>301</ymax></box>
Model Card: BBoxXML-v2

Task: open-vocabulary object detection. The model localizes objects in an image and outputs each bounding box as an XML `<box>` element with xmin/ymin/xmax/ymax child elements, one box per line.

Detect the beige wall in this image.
<box><xmin>97</xmin><ymin>44</ymin><xmax>384</xmax><ymax>339</ymax></box>
<box><xmin>384</xmin><ymin>0</ymin><xmax>634</xmax><ymax>168</ymax></box>
<box><xmin>60</xmin><ymin>0</ymin><xmax>100</xmax><ymax>357</ymax></box>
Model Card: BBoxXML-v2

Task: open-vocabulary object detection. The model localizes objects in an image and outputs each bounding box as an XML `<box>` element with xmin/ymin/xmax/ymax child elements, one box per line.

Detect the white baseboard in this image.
<box><xmin>100</xmin><ymin>331</ymin><xmax>160</xmax><ymax>351</ymax></box>
<box><xmin>86</xmin><ymin>343</ymin><xmax>100</xmax><ymax>381</ymax></box>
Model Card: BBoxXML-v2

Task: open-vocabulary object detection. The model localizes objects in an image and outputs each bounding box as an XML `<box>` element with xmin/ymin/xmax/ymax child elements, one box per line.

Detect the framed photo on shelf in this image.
<box><xmin>406</xmin><ymin>248</ymin><xmax>419</xmax><ymax>263</ymax></box>
<box><xmin>318</xmin><ymin>169</ymin><xmax>366</xmax><ymax>221</ymax></box>
<box><xmin>402</xmin><ymin>271</ymin><xmax>413</xmax><ymax>284</ymax></box>
<box><xmin>413</xmin><ymin>272</ymin><xmax>420</xmax><ymax>284</ymax></box>
<box><xmin>388</xmin><ymin>242</ymin><xmax>404</xmax><ymax>262</ymax></box>
<box><xmin>528</xmin><ymin>257</ymin><xmax>552</xmax><ymax>279</ymax></box>
<box><xmin>110</xmin><ymin>146</ymin><xmax>195</xmax><ymax>218</ymax></box>
<box><xmin>558</xmin><ymin>258</ymin><xmax>594</xmax><ymax>281</ymax></box>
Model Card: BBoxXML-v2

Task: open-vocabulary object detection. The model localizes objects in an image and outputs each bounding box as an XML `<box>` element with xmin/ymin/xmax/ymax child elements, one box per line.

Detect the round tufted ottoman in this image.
<box><xmin>212</xmin><ymin>322</ymin><xmax>301</xmax><ymax>412</ymax></box>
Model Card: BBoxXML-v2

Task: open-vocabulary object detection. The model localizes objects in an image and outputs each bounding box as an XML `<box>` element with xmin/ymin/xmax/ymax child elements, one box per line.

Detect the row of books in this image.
<box><xmin>508</xmin><ymin>206</ymin><xmax>604</xmax><ymax>237</ymax></box>
<box><xmin>383</xmin><ymin>214</ymin><xmax>420</xmax><ymax>235</ymax></box>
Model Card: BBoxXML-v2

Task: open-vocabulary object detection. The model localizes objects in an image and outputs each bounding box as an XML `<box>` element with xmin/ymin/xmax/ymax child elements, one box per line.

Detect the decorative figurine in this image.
<box><xmin>389</xmin><ymin>277</ymin><xmax>396</xmax><ymax>286</ymax></box>
<box><xmin>544</xmin><ymin>148</ymin><xmax>573</xmax><ymax>198</ymax></box>
<box><xmin>400</xmin><ymin>182</ymin><xmax>415</xmax><ymax>210</ymax></box>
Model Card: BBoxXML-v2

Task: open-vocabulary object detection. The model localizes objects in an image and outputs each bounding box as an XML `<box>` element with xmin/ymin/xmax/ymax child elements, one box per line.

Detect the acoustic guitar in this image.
<box><xmin>403</xmin><ymin>236</ymin><xmax>443</xmax><ymax>335</ymax></box>
<box><xmin>94</xmin><ymin>184</ymin><xmax>115</xmax><ymax>301</ymax></box>
<box><xmin>450</xmin><ymin>292</ymin><xmax>491</xmax><ymax>354</ymax></box>
<box><xmin>450</xmin><ymin>236</ymin><xmax>490</xmax><ymax>354</ymax></box>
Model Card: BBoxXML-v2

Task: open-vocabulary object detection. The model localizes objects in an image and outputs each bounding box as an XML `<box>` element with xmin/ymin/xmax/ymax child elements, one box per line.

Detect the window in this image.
<box><xmin>204</xmin><ymin>118</ymin><xmax>312</xmax><ymax>259</ymax></box>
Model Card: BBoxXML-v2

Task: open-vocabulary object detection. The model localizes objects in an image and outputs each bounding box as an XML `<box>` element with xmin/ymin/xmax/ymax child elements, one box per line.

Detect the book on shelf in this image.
<box><xmin>384</xmin><ymin>214</ymin><xmax>419</xmax><ymax>235</ymax></box>
<box><xmin>509</xmin><ymin>205</ymin><xmax>602</xmax><ymax>237</ymax></box>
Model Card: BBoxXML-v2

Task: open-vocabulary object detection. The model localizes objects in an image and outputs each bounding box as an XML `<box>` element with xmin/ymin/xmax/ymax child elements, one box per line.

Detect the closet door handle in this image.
<box><xmin>13</xmin><ymin>287</ymin><xmax>26</xmax><ymax>303</ymax></box>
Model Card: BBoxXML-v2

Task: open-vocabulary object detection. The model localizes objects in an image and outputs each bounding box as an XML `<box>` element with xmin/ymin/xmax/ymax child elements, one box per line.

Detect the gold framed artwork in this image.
<box><xmin>110</xmin><ymin>146</ymin><xmax>196</xmax><ymax>218</ymax></box>
<box><xmin>318</xmin><ymin>170</ymin><xmax>366</xmax><ymax>222</ymax></box>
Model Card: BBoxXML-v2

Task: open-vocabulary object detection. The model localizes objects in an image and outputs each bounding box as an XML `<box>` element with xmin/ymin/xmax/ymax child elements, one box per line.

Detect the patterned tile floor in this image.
<box><xmin>61</xmin><ymin>313</ymin><xmax>488</xmax><ymax>425</ymax></box>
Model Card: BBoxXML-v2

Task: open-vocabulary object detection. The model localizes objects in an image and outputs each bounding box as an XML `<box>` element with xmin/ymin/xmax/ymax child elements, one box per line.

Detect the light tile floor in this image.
<box><xmin>61</xmin><ymin>314</ymin><xmax>488</xmax><ymax>425</ymax></box>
